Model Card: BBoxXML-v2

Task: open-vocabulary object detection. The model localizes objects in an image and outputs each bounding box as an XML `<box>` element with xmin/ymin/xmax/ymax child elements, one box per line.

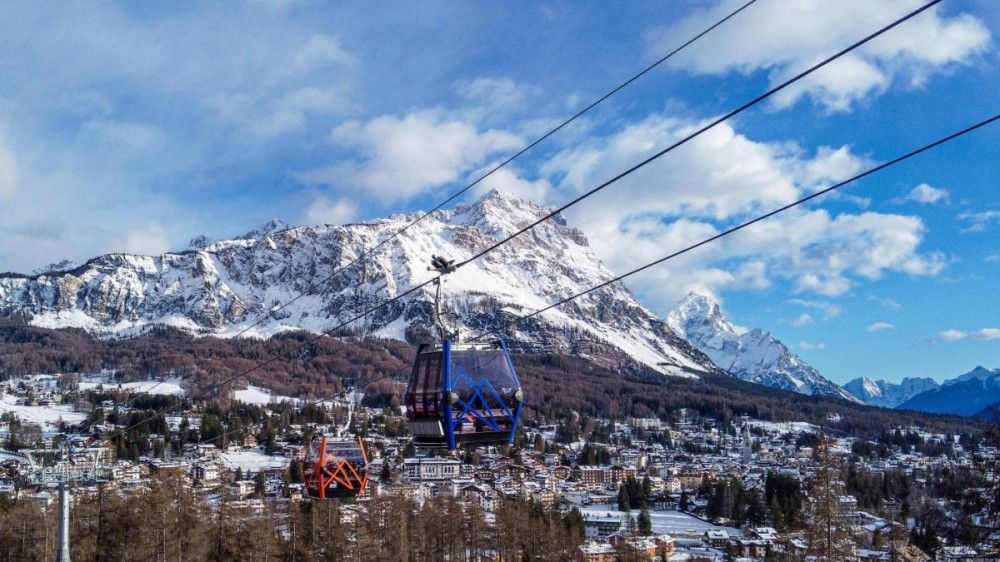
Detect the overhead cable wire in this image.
<box><xmin>453</xmin><ymin>0</ymin><xmax>943</xmax><ymax>271</ymax></box>
<box><xmin>468</xmin><ymin>111</ymin><xmax>1000</xmax><ymax>343</ymax></box>
<box><xmin>212</xmin><ymin>0</ymin><xmax>761</xmax><ymax>343</ymax></box>
<box><xmin>91</xmin><ymin>0</ymin><xmax>941</xmax><ymax>446</ymax></box>
<box><xmin>82</xmin><ymin>1</ymin><xmax>761</xmax><ymax>443</ymax></box>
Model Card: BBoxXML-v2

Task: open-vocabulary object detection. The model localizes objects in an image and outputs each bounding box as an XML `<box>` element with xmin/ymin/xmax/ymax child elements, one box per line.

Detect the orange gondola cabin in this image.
<box><xmin>303</xmin><ymin>435</ymin><xmax>369</xmax><ymax>499</ymax></box>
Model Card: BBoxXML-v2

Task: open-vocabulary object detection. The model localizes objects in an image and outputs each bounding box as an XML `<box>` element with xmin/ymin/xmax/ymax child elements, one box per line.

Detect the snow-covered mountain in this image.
<box><xmin>667</xmin><ymin>292</ymin><xmax>859</xmax><ymax>402</ymax></box>
<box><xmin>842</xmin><ymin>377</ymin><xmax>939</xmax><ymax>409</ymax></box>
<box><xmin>896</xmin><ymin>366</ymin><xmax>1000</xmax><ymax>417</ymax></box>
<box><xmin>0</xmin><ymin>190</ymin><xmax>715</xmax><ymax>379</ymax></box>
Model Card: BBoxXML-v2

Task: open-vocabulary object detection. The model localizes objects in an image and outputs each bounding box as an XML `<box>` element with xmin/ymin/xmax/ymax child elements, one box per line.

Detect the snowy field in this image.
<box><xmin>78</xmin><ymin>376</ymin><xmax>186</xmax><ymax>396</ymax></box>
<box><xmin>0</xmin><ymin>394</ymin><xmax>87</xmax><ymax>431</ymax></box>
<box><xmin>578</xmin><ymin>507</ymin><xmax>741</xmax><ymax>538</ymax></box>
<box><xmin>232</xmin><ymin>385</ymin><xmax>298</xmax><ymax>406</ymax></box>
<box><xmin>218</xmin><ymin>449</ymin><xmax>292</xmax><ymax>473</ymax></box>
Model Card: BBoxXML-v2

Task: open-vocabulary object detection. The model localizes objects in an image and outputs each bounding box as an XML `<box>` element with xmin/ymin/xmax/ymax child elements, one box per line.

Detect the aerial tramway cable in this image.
<box><xmin>467</xmin><ymin>112</ymin><xmax>1000</xmax><ymax>344</ymax></box>
<box><xmin>94</xmin><ymin>0</ymin><xmax>946</xmax><ymax>449</ymax></box>
<box><xmin>207</xmin><ymin>0</ymin><xmax>762</xmax><ymax>345</ymax></box>
<box><xmin>65</xmin><ymin>0</ymin><xmax>761</xmax><ymax>446</ymax></box>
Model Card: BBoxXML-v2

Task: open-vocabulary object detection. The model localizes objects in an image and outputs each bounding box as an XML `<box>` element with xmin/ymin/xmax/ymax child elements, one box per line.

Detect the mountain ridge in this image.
<box><xmin>842</xmin><ymin>376</ymin><xmax>940</xmax><ymax>409</ymax></box>
<box><xmin>0</xmin><ymin>190</ymin><xmax>716</xmax><ymax>379</ymax></box>
<box><xmin>667</xmin><ymin>292</ymin><xmax>859</xmax><ymax>402</ymax></box>
<box><xmin>897</xmin><ymin>366</ymin><xmax>1000</xmax><ymax>417</ymax></box>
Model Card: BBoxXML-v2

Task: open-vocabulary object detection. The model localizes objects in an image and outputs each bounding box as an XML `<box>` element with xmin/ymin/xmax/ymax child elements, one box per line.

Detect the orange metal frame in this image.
<box><xmin>310</xmin><ymin>435</ymin><xmax>369</xmax><ymax>499</ymax></box>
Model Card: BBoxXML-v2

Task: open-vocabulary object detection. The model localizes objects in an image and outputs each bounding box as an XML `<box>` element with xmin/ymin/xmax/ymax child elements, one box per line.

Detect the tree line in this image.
<box><xmin>0</xmin><ymin>474</ymin><xmax>586</xmax><ymax>562</ymax></box>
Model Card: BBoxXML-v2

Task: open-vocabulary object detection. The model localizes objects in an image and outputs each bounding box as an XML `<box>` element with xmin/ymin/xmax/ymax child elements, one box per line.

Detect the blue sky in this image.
<box><xmin>0</xmin><ymin>1</ymin><xmax>996</xmax><ymax>384</ymax></box>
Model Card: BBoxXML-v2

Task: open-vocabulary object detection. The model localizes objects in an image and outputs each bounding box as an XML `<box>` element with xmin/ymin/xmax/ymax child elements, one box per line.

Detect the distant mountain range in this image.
<box><xmin>842</xmin><ymin>377</ymin><xmax>940</xmax><ymax>409</ymax></box>
<box><xmin>843</xmin><ymin>367</ymin><xmax>1000</xmax><ymax>418</ymax></box>
<box><xmin>897</xmin><ymin>366</ymin><xmax>1000</xmax><ymax>418</ymax></box>
<box><xmin>666</xmin><ymin>292</ymin><xmax>860</xmax><ymax>402</ymax></box>
<box><xmin>1</xmin><ymin>188</ymin><xmax>992</xmax><ymax>414</ymax></box>
<box><xmin>0</xmin><ymin>190</ymin><xmax>715</xmax><ymax>379</ymax></box>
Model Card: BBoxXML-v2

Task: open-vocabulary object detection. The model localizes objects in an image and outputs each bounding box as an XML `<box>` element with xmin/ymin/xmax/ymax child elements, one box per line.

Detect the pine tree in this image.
<box><xmin>638</xmin><ymin>507</ymin><xmax>653</xmax><ymax>536</ymax></box>
<box><xmin>804</xmin><ymin>440</ymin><xmax>857</xmax><ymax>561</ymax></box>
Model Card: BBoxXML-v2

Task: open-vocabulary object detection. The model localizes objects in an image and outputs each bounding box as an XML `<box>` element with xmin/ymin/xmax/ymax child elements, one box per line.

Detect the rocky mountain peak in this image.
<box><xmin>668</xmin><ymin>292</ymin><xmax>740</xmax><ymax>339</ymax></box>
<box><xmin>667</xmin><ymin>291</ymin><xmax>859</xmax><ymax>402</ymax></box>
<box><xmin>0</xmin><ymin>190</ymin><xmax>715</xmax><ymax>379</ymax></box>
<box><xmin>239</xmin><ymin>219</ymin><xmax>289</xmax><ymax>240</ymax></box>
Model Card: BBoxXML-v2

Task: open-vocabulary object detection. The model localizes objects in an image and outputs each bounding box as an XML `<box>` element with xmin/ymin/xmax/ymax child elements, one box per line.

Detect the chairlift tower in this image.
<box><xmin>22</xmin><ymin>445</ymin><xmax>109</xmax><ymax>562</ymax></box>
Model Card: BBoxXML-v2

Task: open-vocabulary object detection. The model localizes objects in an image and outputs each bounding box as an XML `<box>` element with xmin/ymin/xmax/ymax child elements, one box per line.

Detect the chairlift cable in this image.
<box><xmin>467</xmin><ymin>111</ymin><xmax>1000</xmax><ymax>344</ymax></box>
<box><xmin>74</xmin><ymin>0</ymin><xmax>942</xmax><ymax>455</ymax></box>
<box><xmin>203</xmin><ymin>0</ymin><xmax>761</xmax><ymax>345</ymax></box>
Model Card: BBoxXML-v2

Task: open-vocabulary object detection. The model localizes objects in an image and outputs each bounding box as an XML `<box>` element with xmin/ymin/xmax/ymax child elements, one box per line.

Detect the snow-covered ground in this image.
<box><xmin>578</xmin><ymin>507</ymin><xmax>741</xmax><ymax>538</ymax></box>
<box><xmin>218</xmin><ymin>449</ymin><xmax>291</xmax><ymax>473</ymax></box>
<box><xmin>232</xmin><ymin>385</ymin><xmax>298</xmax><ymax>406</ymax></box>
<box><xmin>78</xmin><ymin>376</ymin><xmax>186</xmax><ymax>396</ymax></box>
<box><xmin>0</xmin><ymin>394</ymin><xmax>87</xmax><ymax>431</ymax></box>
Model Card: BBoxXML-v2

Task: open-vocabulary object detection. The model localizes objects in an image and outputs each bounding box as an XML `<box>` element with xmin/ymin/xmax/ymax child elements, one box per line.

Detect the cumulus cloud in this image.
<box><xmin>534</xmin><ymin>113</ymin><xmax>945</xmax><ymax>310</ymax></box>
<box><xmin>975</xmin><ymin>328</ymin><xmax>1000</xmax><ymax>341</ymax></box>
<box><xmin>798</xmin><ymin>341</ymin><xmax>825</xmax><ymax>350</ymax></box>
<box><xmin>939</xmin><ymin>329</ymin><xmax>966</xmax><ymax>341</ymax></box>
<box><xmin>299</xmin><ymin>109</ymin><xmax>522</xmax><ymax>204</ymax></box>
<box><xmin>648</xmin><ymin>0</ymin><xmax>991</xmax><ymax>112</ymax></box>
<box><xmin>866</xmin><ymin>322</ymin><xmax>896</xmax><ymax>332</ymax></box>
<box><xmin>900</xmin><ymin>183</ymin><xmax>949</xmax><ymax>204</ymax></box>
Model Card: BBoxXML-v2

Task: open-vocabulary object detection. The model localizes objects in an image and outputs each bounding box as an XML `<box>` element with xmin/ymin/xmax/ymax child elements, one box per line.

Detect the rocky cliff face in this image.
<box><xmin>667</xmin><ymin>292</ymin><xmax>859</xmax><ymax>401</ymax></box>
<box><xmin>0</xmin><ymin>190</ymin><xmax>715</xmax><ymax>378</ymax></box>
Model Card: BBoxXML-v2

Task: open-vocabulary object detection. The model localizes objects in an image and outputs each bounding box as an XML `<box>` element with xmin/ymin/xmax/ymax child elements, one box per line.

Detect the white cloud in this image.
<box><xmin>866</xmin><ymin>322</ymin><xmax>896</xmax><ymax>332</ymax></box>
<box><xmin>788</xmin><ymin>298</ymin><xmax>842</xmax><ymax>320</ymax></box>
<box><xmin>119</xmin><ymin>223</ymin><xmax>171</xmax><ymax>256</ymax></box>
<box><xmin>455</xmin><ymin>77</ymin><xmax>532</xmax><ymax>111</ymax></box>
<box><xmin>535</xmin><ymin>113</ymin><xmax>946</xmax><ymax>309</ymax></box>
<box><xmin>301</xmin><ymin>109</ymin><xmax>522</xmax><ymax>204</ymax></box>
<box><xmin>869</xmin><ymin>295</ymin><xmax>902</xmax><ymax>310</ymax></box>
<box><xmin>791</xmin><ymin>313</ymin><xmax>814</xmax><ymax>327</ymax></box>
<box><xmin>939</xmin><ymin>329</ymin><xmax>966</xmax><ymax>341</ymax></box>
<box><xmin>901</xmin><ymin>183</ymin><xmax>949</xmax><ymax>204</ymax></box>
<box><xmin>939</xmin><ymin>328</ymin><xmax>1000</xmax><ymax>341</ymax></box>
<box><xmin>649</xmin><ymin>1</ymin><xmax>992</xmax><ymax>112</ymax></box>
<box><xmin>972</xmin><ymin>328</ymin><xmax>1000</xmax><ymax>341</ymax></box>
<box><xmin>798</xmin><ymin>341</ymin><xmax>825</xmax><ymax>350</ymax></box>
<box><xmin>958</xmin><ymin>210</ymin><xmax>1000</xmax><ymax>232</ymax></box>
<box><xmin>292</xmin><ymin>35</ymin><xmax>357</xmax><ymax>72</ymax></box>
<box><xmin>303</xmin><ymin>196</ymin><xmax>357</xmax><ymax>226</ymax></box>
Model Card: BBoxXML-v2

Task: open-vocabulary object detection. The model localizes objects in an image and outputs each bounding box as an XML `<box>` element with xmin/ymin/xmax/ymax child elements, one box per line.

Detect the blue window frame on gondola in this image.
<box><xmin>405</xmin><ymin>340</ymin><xmax>523</xmax><ymax>449</ymax></box>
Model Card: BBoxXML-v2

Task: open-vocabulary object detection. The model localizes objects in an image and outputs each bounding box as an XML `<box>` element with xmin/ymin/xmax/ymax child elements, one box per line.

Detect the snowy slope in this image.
<box><xmin>842</xmin><ymin>377</ymin><xmax>939</xmax><ymax>409</ymax></box>
<box><xmin>0</xmin><ymin>190</ymin><xmax>715</xmax><ymax>378</ymax></box>
<box><xmin>667</xmin><ymin>292</ymin><xmax>859</xmax><ymax>401</ymax></box>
